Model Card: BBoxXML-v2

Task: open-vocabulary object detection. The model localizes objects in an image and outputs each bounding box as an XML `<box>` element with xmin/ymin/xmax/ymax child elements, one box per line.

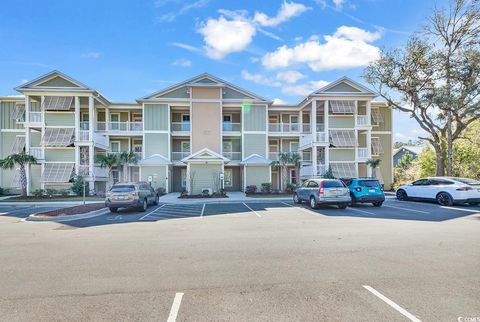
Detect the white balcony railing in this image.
<box><xmin>79</xmin><ymin>130</ymin><xmax>89</xmax><ymax>141</ymax></box>
<box><xmin>300</xmin><ymin>132</ymin><xmax>328</xmax><ymax>147</ymax></box>
<box><xmin>80</xmin><ymin>121</ymin><xmax>89</xmax><ymax>130</ymax></box>
<box><xmin>222</xmin><ymin>122</ymin><xmax>241</xmax><ymax>132</ymax></box>
<box><xmin>302</xmin><ymin>124</ymin><xmax>311</xmax><ymax>132</ymax></box>
<box><xmin>96</xmin><ymin>122</ymin><xmax>106</xmax><ymax>131</ymax></box>
<box><xmin>358</xmin><ymin>148</ymin><xmax>369</xmax><ymax>158</ymax></box>
<box><xmin>300</xmin><ymin>162</ymin><xmax>327</xmax><ymax>177</ymax></box>
<box><xmin>356</xmin><ymin>115</ymin><xmax>370</xmax><ymax>126</ymax></box>
<box><xmin>268</xmin><ymin>123</ymin><xmax>301</xmax><ymax>133</ymax></box>
<box><xmin>78</xmin><ymin>165</ymin><xmax>109</xmax><ymax>178</ymax></box>
<box><xmin>93</xmin><ymin>132</ymin><xmax>108</xmax><ymax>147</ymax></box>
<box><xmin>171</xmin><ymin>122</ymin><xmax>190</xmax><ymax>132</ymax></box>
<box><xmin>269</xmin><ymin>152</ymin><xmax>279</xmax><ymax>161</ymax></box>
<box><xmin>29</xmin><ymin>147</ymin><xmax>44</xmax><ymax>160</ymax></box>
<box><xmin>171</xmin><ymin>151</ymin><xmax>190</xmax><ymax>161</ymax></box>
<box><xmin>222</xmin><ymin>152</ymin><xmax>242</xmax><ymax>160</ymax></box>
<box><xmin>109</xmin><ymin>121</ymin><xmax>143</xmax><ymax>132</ymax></box>
<box><xmin>29</xmin><ymin>112</ymin><xmax>42</xmax><ymax>123</ymax></box>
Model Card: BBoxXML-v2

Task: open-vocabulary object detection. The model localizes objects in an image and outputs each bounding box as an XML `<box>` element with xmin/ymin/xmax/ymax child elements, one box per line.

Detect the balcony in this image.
<box><xmin>171</xmin><ymin>122</ymin><xmax>190</xmax><ymax>132</ymax></box>
<box><xmin>79</xmin><ymin>130</ymin><xmax>89</xmax><ymax>141</ymax></box>
<box><xmin>358</xmin><ymin>147</ymin><xmax>369</xmax><ymax>159</ymax></box>
<box><xmin>29</xmin><ymin>147</ymin><xmax>44</xmax><ymax>160</ymax></box>
<box><xmin>268</xmin><ymin>123</ymin><xmax>301</xmax><ymax>134</ymax></box>
<box><xmin>356</xmin><ymin>115</ymin><xmax>370</xmax><ymax>127</ymax></box>
<box><xmin>222</xmin><ymin>151</ymin><xmax>242</xmax><ymax>160</ymax></box>
<box><xmin>29</xmin><ymin>112</ymin><xmax>42</xmax><ymax>123</ymax></box>
<box><xmin>299</xmin><ymin>132</ymin><xmax>328</xmax><ymax>148</ymax></box>
<box><xmin>222</xmin><ymin>122</ymin><xmax>241</xmax><ymax>132</ymax></box>
<box><xmin>95</xmin><ymin>122</ymin><xmax>143</xmax><ymax>132</ymax></box>
<box><xmin>300</xmin><ymin>162</ymin><xmax>327</xmax><ymax>177</ymax></box>
<box><xmin>78</xmin><ymin>165</ymin><xmax>109</xmax><ymax>178</ymax></box>
<box><xmin>269</xmin><ymin>152</ymin><xmax>279</xmax><ymax>161</ymax></box>
<box><xmin>171</xmin><ymin>151</ymin><xmax>190</xmax><ymax>161</ymax></box>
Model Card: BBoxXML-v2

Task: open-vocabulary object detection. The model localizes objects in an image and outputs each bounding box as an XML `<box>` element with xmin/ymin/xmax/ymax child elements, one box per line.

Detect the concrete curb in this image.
<box><xmin>27</xmin><ymin>208</ymin><xmax>108</xmax><ymax>222</ymax></box>
<box><xmin>162</xmin><ymin>197</ymin><xmax>293</xmax><ymax>205</ymax></box>
<box><xmin>0</xmin><ymin>201</ymin><xmax>102</xmax><ymax>206</ymax></box>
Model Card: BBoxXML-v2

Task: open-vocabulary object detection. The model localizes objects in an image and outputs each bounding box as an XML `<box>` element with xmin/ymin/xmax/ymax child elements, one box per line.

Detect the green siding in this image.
<box><xmin>1</xmin><ymin>132</ymin><xmax>19</xmax><ymax>157</ymax></box>
<box><xmin>223</xmin><ymin>87</ymin><xmax>253</xmax><ymax>99</ymax></box>
<box><xmin>324</xmin><ymin>82</ymin><xmax>361</xmax><ymax>92</ymax></box>
<box><xmin>245</xmin><ymin>166</ymin><xmax>270</xmax><ymax>189</ymax></box>
<box><xmin>329</xmin><ymin>149</ymin><xmax>355</xmax><ymax>161</ymax></box>
<box><xmin>158</xmin><ymin>87</ymin><xmax>189</xmax><ymax>99</ymax></box>
<box><xmin>1</xmin><ymin>102</ymin><xmax>23</xmax><ymax>129</ymax></box>
<box><xmin>329</xmin><ymin>116</ymin><xmax>354</xmax><ymax>128</ymax></box>
<box><xmin>1</xmin><ymin>168</ymin><xmax>18</xmax><ymax>190</ymax></box>
<box><xmin>140</xmin><ymin>165</ymin><xmax>167</xmax><ymax>189</ymax></box>
<box><xmin>30</xmin><ymin>165</ymin><xmax>41</xmax><ymax>190</ymax></box>
<box><xmin>244</xmin><ymin>133</ymin><xmax>266</xmax><ymax>157</ymax></box>
<box><xmin>243</xmin><ymin>105</ymin><xmax>266</xmax><ymax>131</ymax></box>
<box><xmin>37</xmin><ymin>76</ymin><xmax>79</xmax><ymax>87</ymax></box>
<box><xmin>45</xmin><ymin>113</ymin><xmax>75</xmax><ymax>126</ymax></box>
<box><xmin>31</xmin><ymin>132</ymin><xmax>41</xmax><ymax>147</ymax></box>
<box><xmin>144</xmin><ymin>133</ymin><xmax>169</xmax><ymax>157</ymax></box>
<box><xmin>45</xmin><ymin>149</ymin><xmax>75</xmax><ymax>162</ymax></box>
<box><xmin>189</xmin><ymin>163</ymin><xmax>222</xmax><ymax>194</ymax></box>
<box><xmin>144</xmin><ymin>104</ymin><xmax>168</xmax><ymax>131</ymax></box>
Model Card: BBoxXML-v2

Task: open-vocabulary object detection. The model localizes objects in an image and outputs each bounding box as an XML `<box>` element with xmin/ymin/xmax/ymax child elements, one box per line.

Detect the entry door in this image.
<box><xmin>182</xmin><ymin>115</ymin><xmax>190</xmax><ymax>131</ymax></box>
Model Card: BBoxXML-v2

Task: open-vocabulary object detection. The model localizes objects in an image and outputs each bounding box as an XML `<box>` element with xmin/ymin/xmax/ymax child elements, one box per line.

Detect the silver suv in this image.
<box><xmin>293</xmin><ymin>179</ymin><xmax>351</xmax><ymax>209</ymax></box>
<box><xmin>105</xmin><ymin>182</ymin><xmax>159</xmax><ymax>213</ymax></box>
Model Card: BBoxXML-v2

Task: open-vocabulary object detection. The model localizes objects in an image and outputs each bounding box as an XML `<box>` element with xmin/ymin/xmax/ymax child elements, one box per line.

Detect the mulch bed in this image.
<box><xmin>36</xmin><ymin>203</ymin><xmax>106</xmax><ymax>217</ymax></box>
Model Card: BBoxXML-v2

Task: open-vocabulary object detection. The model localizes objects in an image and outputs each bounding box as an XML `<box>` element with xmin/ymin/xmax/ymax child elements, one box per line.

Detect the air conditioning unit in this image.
<box><xmin>201</xmin><ymin>188</ymin><xmax>213</xmax><ymax>196</ymax></box>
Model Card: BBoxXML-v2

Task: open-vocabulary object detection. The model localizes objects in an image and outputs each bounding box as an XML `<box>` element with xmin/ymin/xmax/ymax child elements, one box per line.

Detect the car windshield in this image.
<box><xmin>359</xmin><ymin>180</ymin><xmax>381</xmax><ymax>188</ymax></box>
<box><xmin>110</xmin><ymin>185</ymin><xmax>135</xmax><ymax>192</ymax></box>
<box><xmin>322</xmin><ymin>180</ymin><xmax>344</xmax><ymax>188</ymax></box>
<box><xmin>451</xmin><ymin>177</ymin><xmax>480</xmax><ymax>185</ymax></box>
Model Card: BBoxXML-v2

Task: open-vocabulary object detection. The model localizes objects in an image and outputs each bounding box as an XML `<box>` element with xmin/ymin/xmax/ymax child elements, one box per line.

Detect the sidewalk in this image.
<box><xmin>158</xmin><ymin>191</ymin><xmax>292</xmax><ymax>204</ymax></box>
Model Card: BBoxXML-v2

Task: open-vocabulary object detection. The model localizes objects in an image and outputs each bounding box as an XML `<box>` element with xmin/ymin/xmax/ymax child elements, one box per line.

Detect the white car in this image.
<box><xmin>396</xmin><ymin>177</ymin><xmax>480</xmax><ymax>206</ymax></box>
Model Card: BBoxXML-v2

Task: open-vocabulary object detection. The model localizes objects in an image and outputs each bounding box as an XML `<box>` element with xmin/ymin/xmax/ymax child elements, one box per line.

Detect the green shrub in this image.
<box><xmin>322</xmin><ymin>166</ymin><xmax>335</xmax><ymax>179</ymax></box>
<box><xmin>286</xmin><ymin>183</ymin><xmax>296</xmax><ymax>193</ymax></box>
<box><xmin>260</xmin><ymin>182</ymin><xmax>272</xmax><ymax>193</ymax></box>
<box><xmin>245</xmin><ymin>185</ymin><xmax>257</xmax><ymax>194</ymax></box>
<box><xmin>32</xmin><ymin>189</ymin><xmax>44</xmax><ymax>198</ymax></box>
<box><xmin>59</xmin><ymin>189</ymin><xmax>70</xmax><ymax>197</ymax></box>
<box><xmin>45</xmin><ymin>188</ymin><xmax>57</xmax><ymax>198</ymax></box>
<box><xmin>71</xmin><ymin>176</ymin><xmax>88</xmax><ymax>196</ymax></box>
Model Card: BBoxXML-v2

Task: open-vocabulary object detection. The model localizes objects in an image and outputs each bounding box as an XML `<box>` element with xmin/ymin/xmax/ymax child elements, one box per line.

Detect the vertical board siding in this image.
<box><xmin>140</xmin><ymin>165</ymin><xmax>167</xmax><ymax>189</ymax></box>
<box><xmin>244</xmin><ymin>105</ymin><xmax>266</xmax><ymax>131</ymax></box>
<box><xmin>45</xmin><ymin>113</ymin><xmax>75</xmax><ymax>126</ymax></box>
<box><xmin>144</xmin><ymin>104</ymin><xmax>168</xmax><ymax>131</ymax></box>
<box><xmin>245</xmin><ymin>166</ymin><xmax>270</xmax><ymax>188</ymax></box>
<box><xmin>244</xmin><ymin>133</ymin><xmax>267</xmax><ymax>157</ymax></box>
<box><xmin>45</xmin><ymin>149</ymin><xmax>75</xmax><ymax>162</ymax></box>
<box><xmin>329</xmin><ymin>149</ymin><xmax>356</xmax><ymax>161</ymax></box>
<box><xmin>144</xmin><ymin>133</ymin><xmax>169</xmax><ymax>157</ymax></box>
<box><xmin>376</xmin><ymin>133</ymin><xmax>393</xmax><ymax>189</ymax></box>
<box><xmin>190</xmin><ymin>163</ymin><xmax>222</xmax><ymax>194</ymax></box>
<box><xmin>1</xmin><ymin>102</ymin><xmax>23</xmax><ymax>129</ymax></box>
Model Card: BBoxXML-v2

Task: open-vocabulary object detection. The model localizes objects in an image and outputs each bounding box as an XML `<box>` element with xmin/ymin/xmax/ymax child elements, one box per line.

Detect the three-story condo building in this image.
<box><xmin>0</xmin><ymin>71</ymin><xmax>393</xmax><ymax>195</ymax></box>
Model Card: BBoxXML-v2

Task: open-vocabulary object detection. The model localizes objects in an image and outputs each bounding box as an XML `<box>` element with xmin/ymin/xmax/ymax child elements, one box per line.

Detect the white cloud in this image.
<box><xmin>282</xmin><ymin>80</ymin><xmax>329</xmax><ymax>96</ymax></box>
<box><xmin>156</xmin><ymin>0</ymin><xmax>210</xmax><ymax>22</ymax></box>
<box><xmin>241</xmin><ymin>70</ymin><xmax>281</xmax><ymax>87</ymax></box>
<box><xmin>276</xmin><ymin>70</ymin><xmax>305</xmax><ymax>84</ymax></box>
<box><xmin>262</xmin><ymin>26</ymin><xmax>381</xmax><ymax>71</ymax></box>
<box><xmin>82</xmin><ymin>51</ymin><xmax>101</xmax><ymax>59</ymax></box>
<box><xmin>172</xmin><ymin>58</ymin><xmax>192</xmax><ymax>67</ymax></box>
<box><xmin>20</xmin><ymin>79</ymin><xmax>28</xmax><ymax>84</ymax></box>
<box><xmin>198</xmin><ymin>12</ymin><xmax>256</xmax><ymax>59</ymax></box>
<box><xmin>253</xmin><ymin>1</ymin><xmax>310</xmax><ymax>27</ymax></box>
<box><xmin>171</xmin><ymin>42</ymin><xmax>201</xmax><ymax>53</ymax></box>
<box><xmin>333</xmin><ymin>0</ymin><xmax>345</xmax><ymax>10</ymax></box>
<box><xmin>273</xmin><ymin>98</ymin><xmax>287</xmax><ymax>105</ymax></box>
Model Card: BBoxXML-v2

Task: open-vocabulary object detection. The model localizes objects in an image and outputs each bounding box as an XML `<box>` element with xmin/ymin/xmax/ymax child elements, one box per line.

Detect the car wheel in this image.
<box><xmin>140</xmin><ymin>199</ymin><xmax>148</xmax><ymax>212</ymax></box>
<box><xmin>109</xmin><ymin>207</ymin><xmax>118</xmax><ymax>213</ymax></box>
<box><xmin>396</xmin><ymin>189</ymin><xmax>408</xmax><ymax>201</ymax></box>
<box><xmin>293</xmin><ymin>193</ymin><xmax>301</xmax><ymax>204</ymax></box>
<box><xmin>372</xmin><ymin>201</ymin><xmax>383</xmax><ymax>207</ymax></box>
<box><xmin>350</xmin><ymin>193</ymin><xmax>357</xmax><ymax>206</ymax></box>
<box><xmin>436</xmin><ymin>192</ymin><xmax>453</xmax><ymax>206</ymax></box>
<box><xmin>338</xmin><ymin>203</ymin><xmax>347</xmax><ymax>209</ymax></box>
<box><xmin>153</xmin><ymin>194</ymin><xmax>159</xmax><ymax>206</ymax></box>
<box><xmin>309</xmin><ymin>196</ymin><xmax>317</xmax><ymax>209</ymax></box>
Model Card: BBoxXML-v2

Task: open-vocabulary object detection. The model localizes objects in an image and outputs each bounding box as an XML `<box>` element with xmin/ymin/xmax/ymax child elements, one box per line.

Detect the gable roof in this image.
<box><xmin>139</xmin><ymin>154</ymin><xmax>172</xmax><ymax>165</ymax></box>
<box><xmin>16</xmin><ymin>70</ymin><xmax>92</xmax><ymax>91</ymax></box>
<box><xmin>240</xmin><ymin>154</ymin><xmax>271</xmax><ymax>165</ymax></box>
<box><xmin>139</xmin><ymin>73</ymin><xmax>271</xmax><ymax>103</ymax></box>
<box><xmin>181</xmin><ymin>148</ymin><xmax>230</xmax><ymax>163</ymax></box>
<box><xmin>312</xmin><ymin>76</ymin><xmax>377</xmax><ymax>97</ymax></box>
<box><xmin>394</xmin><ymin>146</ymin><xmax>424</xmax><ymax>157</ymax></box>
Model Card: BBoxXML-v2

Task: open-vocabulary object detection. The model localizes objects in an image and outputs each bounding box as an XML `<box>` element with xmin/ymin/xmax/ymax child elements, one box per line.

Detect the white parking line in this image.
<box><xmin>383</xmin><ymin>205</ymin><xmax>429</xmax><ymax>214</ymax></box>
<box><xmin>348</xmin><ymin>207</ymin><xmax>376</xmax><ymax>215</ymax></box>
<box><xmin>201</xmin><ymin>203</ymin><xmax>205</xmax><ymax>217</ymax></box>
<box><xmin>363</xmin><ymin>285</ymin><xmax>422</xmax><ymax>322</ymax></box>
<box><xmin>242</xmin><ymin>202</ymin><xmax>261</xmax><ymax>217</ymax></box>
<box><xmin>440</xmin><ymin>206</ymin><xmax>480</xmax><ymax>213</ymax></box>
<box><xmin>282</xmin><ymin>201</ymin><xmax>325</xmax><ymax>216</ymax></box>
<box><xmin>167</xmin><ymin>292</ymin><xmax>184</xmax><ymax>322</ymax></box>
<box><xmin>139</xmin><ymin>204</ymin><xmax>166</xmax><ymax>221</ymax></box>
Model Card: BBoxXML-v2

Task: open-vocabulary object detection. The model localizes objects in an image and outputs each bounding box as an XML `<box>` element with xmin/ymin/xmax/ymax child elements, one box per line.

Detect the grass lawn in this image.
<box><xmin>0</xmin><ymin>196</ymin><xmax>105</xmax><ymax>202</ymax></box>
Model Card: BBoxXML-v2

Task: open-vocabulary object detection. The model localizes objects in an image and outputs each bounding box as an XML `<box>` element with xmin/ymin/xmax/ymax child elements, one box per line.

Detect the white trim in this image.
<box><xmin>110</xmin><ymin>140</ymin><xmax>120</xmax><ymax>153</ymax></box>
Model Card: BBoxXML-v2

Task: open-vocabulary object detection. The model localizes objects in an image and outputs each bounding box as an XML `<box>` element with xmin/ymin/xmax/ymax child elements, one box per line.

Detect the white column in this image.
<box><xmin>74</xmin><ymin>96</ymin><xmax>80</xmax><ymax>139</ymax></box>
<box><xmin>105</xmin><ymin>107</ymin><xmax>110</xmax><ymax>132</ymax></box>
<box><xmin>324</xmin><ymin>100</ymin><xmax>329</xmax><ymax>136</ymax></box>
<box><xmin>41</xmin><ymin>95</ymin><xmax>46</xmax><ymax>188</ymax></box>
<box><xmin>25</xmin><ymin>96</ymin><xmax>31</xmax><ymax>195</ymax></box>
<box><xmin>366</xmin><ymin>130</ymin><xmax>372</xmax><ymax>177</ymax></box>
<box><xmin>366</xmin><ymin>100</ymin><xmax>371</xmax><ymax>126</ymax></box>
<box><xmin>298</xmin><ymin>110</ymin><xmax>303</xmax><ymax>132</ymax></box>
<box><xmin>88</xmin><ymin>96</ymin><xmax>94</xmax><ymax>141</ymax></box>
<box><xmin>311</xmin><ymin>100</ymin><xmax>317</xmax><ymax>135</ymax></box>
<box><xmin>312</xmin><ymin>146</ymin><xmax>317</xmax><ymax>177</ymax></box>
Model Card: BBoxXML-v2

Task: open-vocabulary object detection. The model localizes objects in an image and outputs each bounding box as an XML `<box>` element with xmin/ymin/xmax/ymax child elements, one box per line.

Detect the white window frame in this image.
<box><xmin>223</xmin><ymin>114</ymin><xmax>232</xmax><ymax>123</ymax></box>
<box><xmin>112</xmin><ymin>169</ymin><xmax>120</xmax><ymax>184</ymax></box>
<box><xmin>132</xmin><ymin>113</ymin><xmax>142</xmax><ymax>122</ymax></box>
<box><xmin>289</xmin><ymin>168</ymin><xmax>297</xmax><ymax>184</ymax></box>
<box><xmin>110</xmin><ymin>113</ymin><xmax>120</xmax><ymax>130</ymax></box>
<box><xmin>110</xmin><ymin>140</ymin><xmax>120</xmax><ymax>153</ymax></box>
<box><xmin>181</xmin><ymin>141</ymin><xmax>190</xmax><ymax>153</ymax></box>
<box><xmin>224</xmin><ymin>168</ymin><xmax>233</xmax><ymax>187</ymax></box>
<box><xmin>223</xmin><ymin>141</ymin><xmax>232</xmax><ymax>152</ymax></box>
<box><xmin>290</xmin><ymin>141</ymin><xmax>299</xmax><ymax>153</ymax></box>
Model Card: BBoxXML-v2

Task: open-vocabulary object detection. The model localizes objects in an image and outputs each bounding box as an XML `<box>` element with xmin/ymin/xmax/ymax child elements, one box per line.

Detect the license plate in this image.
<box><xmin>115</xmin><ymin>196</ymin><xmax>127</xmax><ymax>200</ymax></box>
<box><xmin>369</xmin><ymin>189</ymin><xmax>376</xmax><ymax>193</ymax></box>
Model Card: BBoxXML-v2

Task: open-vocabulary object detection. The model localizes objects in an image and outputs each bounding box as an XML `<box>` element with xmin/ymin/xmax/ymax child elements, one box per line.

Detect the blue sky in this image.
<box><xmin>0</xmin><ymin>0</ymin><xmax>447</xmax><ymax>142</ymax></box>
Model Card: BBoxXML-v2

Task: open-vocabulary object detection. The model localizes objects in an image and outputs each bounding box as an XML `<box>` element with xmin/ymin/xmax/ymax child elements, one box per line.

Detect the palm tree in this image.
<box><xmin>118</xmin><ymin>151</ymin><xmax>138</xmax><ymax>182</ymax></box>
<box><xmin>366</xmin><ymin>158</ymin><xmax>381</xmax><ymax>179</ymax></box>
<box><xmin>95</xmin><ymin>153</ymin><xmax>121</xmax><ymax>190</ymax></box>
<box><xmin>271</xmin><ymin>152</ymin><xmax>301</xmax><ymax>192</ymax></box>
<box><xmin>0</xmin><ymin>152</ymin><xmax>37</xmax><ymax>197</ymax></box>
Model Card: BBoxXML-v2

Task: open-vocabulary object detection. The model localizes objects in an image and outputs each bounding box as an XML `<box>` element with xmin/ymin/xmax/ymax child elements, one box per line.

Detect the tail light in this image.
<box><xmin>318</xmin><ymin>181</ymin><xmax>324</xmax><ymax>195</ymax></box>
<box><xmin>131</xmin><ymin>191</ymin><xmax>139</xmax><ymax>197</ymax></box>
<box><xmin>355</xmin><ymin>187</ymin><xmax>361</xmax><ymax>192</ymax></box>
<box><xmin>456</xmin><ymin>186</ymin><xmax>473</xmax><ymax>191</ymax></box>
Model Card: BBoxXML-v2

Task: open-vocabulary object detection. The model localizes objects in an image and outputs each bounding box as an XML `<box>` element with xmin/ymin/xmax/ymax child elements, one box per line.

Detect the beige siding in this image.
<box><xmin>372</xmin><ymin>107</ymin><xmax>392</xmax><ymax>132</ymax></box>
<box><xmin>192</xmin><ymin>87</ymin><xmax>220</xmax><ymax>99</ymax></box>
<box><xmin>189</xmin><ymin>163</ymin><xmax>222</xmax><ymax>194</ymax></box>
<box><xmin>45</xmin><ymin>149</ymin><xmax>75</xmax><ymax>162</ymax></box>
<box><xmin>191</xmin><ymin>102</ymin><xmax>221</xmax><ymax>153</ymax></box>
<box><xmin>45</xmin><ymin>113</ymin><xmax>75</xmax><ymax>126</ymax></box>
<box><xmin>144</xmin><ymin>133</ymin><xmax>169</xmax><ymax>158</ymax></box>
<box><xmin>329</xmin><ymin>116</ymin><xmax>354</xmax><ymax>128</ymax></box>
<box><xmin>329</xmin><ymin>149</ymin><xmax>356</xmax><ymax>161</ymax></box>
<box><xmin>245</xmin><ymin>166</ymin><xmax>270</xmax><ymax>189</ymax></box>
<box><xmin>244</xmin><ymin>105</ymin><xmax>266</xmax><ymax>131</ymax></box>
<box><xmin>144</xmin><ymin>104</ymin><xmax>169</xmax><ymax>131</ymax></box>
<box><xmin>140</xmin><ymin>165</ymin><xmax>167</xmax><ymax>189</ymax></box>
<box><xmin>375</xmin><ymin>133</ymin><xmax>393</xmax><ymax>189</ymax></box>
<box><xmin>244</xmin><ymin>133</ymin><xmax>266</xmax><ymax>157</ymax></box>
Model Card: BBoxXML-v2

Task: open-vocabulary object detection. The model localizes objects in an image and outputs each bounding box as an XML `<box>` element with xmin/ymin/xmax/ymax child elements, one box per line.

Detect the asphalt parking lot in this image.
<box><xmin>0</xmin><ymin>197</ymin><xmax>479</xmax><ymax>321</ymax></box>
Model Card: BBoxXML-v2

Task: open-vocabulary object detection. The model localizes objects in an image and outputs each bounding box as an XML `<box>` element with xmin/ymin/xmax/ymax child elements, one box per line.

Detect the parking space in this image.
<box><xmin>0</xmin><ymin>205</ymin><xmax>64</xmax><ymax>219</ymax></box>
<box><xmin>139</xmin><ymin>203</ymin><xmax>205</xmax><ymax>221</ymax></box>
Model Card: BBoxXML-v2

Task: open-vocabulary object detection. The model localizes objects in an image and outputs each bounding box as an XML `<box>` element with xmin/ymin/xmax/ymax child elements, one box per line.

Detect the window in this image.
<box><xmin>290</xmin><ymin>169</ymin><xmax>297</xmax><ymax>184</ymax></box>
<box><xmin>11</xmin><ymin>136</ymin><xmax>25</xmax><ymax>154</ymax></box>
<box><xmin>110</xmin><ymin>114</ymin><xmax>120</xmax><ymax>130</ymax></box>
<box><xmin>322</xmin><ymin>180</ymin><xmax>345</xmax><ymax>188</ymax></box>
<box><xmin>181</xmin><ymin>141</ymin><xmax>190</xmax><ymax>154</ymax></box>
<box><xmin>110</xmin><ymin>141</ymin><xmax>120</xmax><ymax>153</ymax></box>
<box><xmin>132</xmin><ymin>113</ymin><xmax>142</xmax><ymax>122</ymax></box>
<box><xmin>307</xmin><ymin>181</ymin><xmax>319</xmax><ymax>188</ymax></box>
<box><xmin>329</xmin><ymin>130</ymin><xmax>356</xmax><ymax>147</ymax></box>
<box><xmin>181</xmin><ymin>114</ymin><xmax>190</xmax><ymax>131</ymax></box>
<box><xmin>110</xmin><ymin>185</ymin><xmax>135</xmax><ymax>192</ymax></box>
<box><xmin>223</xmin><ymin>115</ymin><xmax>232</xmax><ymax>123</ymax></box>
<box><xmin>224</xmin><ymin>169</ymin><xmax>232</xmax><ymax>187</ymax></box>
<box><xmin>133</xmin><ymin>144</ymin><xmax>142</xmax><ymax>153</ymax></box>
<box><xmin>429</xmin><ymin>179</ymin><xmax>454</xmax><ymax>185</ymax></box>
<box><xmin>329</xmin><ymin>100</ymin><xmax>355</xmax><ymax>113</ymax></box>
<box><xmin>290</xmin><ymin>142</ymin><xmax>299</xmax><ymax>153</ymax></box>
<box><xmin>223</xmin><ymin>141</ymin><xmax>232</xmax><ymax>152</ymax></box>
<box><xmin>359</xmin><ymin>180</ymin><xmax>380</xmax><ymax>188</ymax></box>
<box><xmin>112</xmin><ymin>170</ymin><xmax>120</xmax><ymax>184</ymax></box>
<box><xmin>412</xmin><ymin>179</ymin><xmax>429</xmax><ymax>186</ymax></box>
<box><xmin>451</xmin><ymin>177</ymin><xmax>480</xmax><ymax>185</ymax></box>
<box><xmin>289</xmin><ymin>115</ymin><xmax>299</xmax><ymax>131</ymax></box>
<box><xmin>80</xmin><ymin>113</ymin><xmax>89</xmax><ymax>130</ymax></box>
<box><xmin>181</xmin><ymin>169</ymin><xmax>187</xmax><ymax>188</ymax></box>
